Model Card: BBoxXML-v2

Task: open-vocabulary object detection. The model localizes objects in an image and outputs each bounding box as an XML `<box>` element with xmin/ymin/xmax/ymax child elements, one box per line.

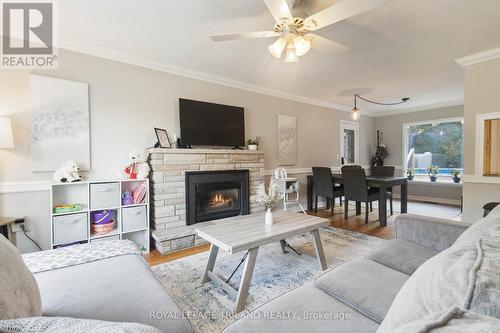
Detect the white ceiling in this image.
<box><xmin>57</xmin><ymin>0</ymin><xmax>500</xmax><ymax>116</ymax></box>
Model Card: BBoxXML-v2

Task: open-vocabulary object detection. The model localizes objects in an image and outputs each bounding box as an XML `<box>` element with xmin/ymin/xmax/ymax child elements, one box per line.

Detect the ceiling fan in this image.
<box><xmin>210</xmin><ymin>0</ymin><xmax>386</xmax><ymax>63</ymax></box>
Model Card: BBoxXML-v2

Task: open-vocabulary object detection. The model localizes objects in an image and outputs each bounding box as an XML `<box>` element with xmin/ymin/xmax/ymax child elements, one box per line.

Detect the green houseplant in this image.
<box><xmin>405</xmin><ymin>168</ymin><xmax>415</xmax><ymax>181</ymax></box>
<box><xmin>451</xmin><ymin>169</ymin><xmax>462</xmax><ymax>183</ymax></box>
<box><xmin>427</xmin><ymin>165</ymin><xmax>439</xmax><ymax>182</ymax></box>
<box><xmin>246</xmin><ymin>136</ymin><xmax>260</xmax><ymax>151</ymax></box>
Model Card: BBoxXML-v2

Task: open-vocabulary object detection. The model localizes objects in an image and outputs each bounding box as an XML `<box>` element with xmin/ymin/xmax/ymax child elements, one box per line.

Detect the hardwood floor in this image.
<box><xmin>145</xmin><ymin>204</ymin><xmax>394</xmax><ymax>266</ymax></box>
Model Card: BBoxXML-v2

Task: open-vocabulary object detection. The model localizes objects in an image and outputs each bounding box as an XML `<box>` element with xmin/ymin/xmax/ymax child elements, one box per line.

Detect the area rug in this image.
<box><xmin>152</xmin><ymin>227</ymin><xmax>386</xmax><ymax>333</ymax></box>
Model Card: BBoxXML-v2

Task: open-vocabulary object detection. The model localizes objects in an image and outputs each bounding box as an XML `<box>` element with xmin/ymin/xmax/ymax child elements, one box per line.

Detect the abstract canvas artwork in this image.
<box><xmin>278</xmin><ymin>114</ymin><xmax>297</xmax><ymax>165</ymax></box>
<box><xmin>30</xmin><ymin>75</ymin><xmax>90</xmax><ymax>171</ymax></box>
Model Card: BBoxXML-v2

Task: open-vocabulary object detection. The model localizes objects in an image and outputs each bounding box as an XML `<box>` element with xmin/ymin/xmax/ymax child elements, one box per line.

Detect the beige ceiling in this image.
<box><xmin>58</xmin><ymin>0</ymin><xmax>500</xmax><ymax>115</ymax></box>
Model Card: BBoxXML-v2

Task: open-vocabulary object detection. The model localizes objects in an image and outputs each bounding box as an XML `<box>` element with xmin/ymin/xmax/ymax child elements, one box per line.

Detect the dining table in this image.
<box><xmin>307</xmin><ymin>173</ymin><xmax>408</xmax><ymax>227</ymax></box>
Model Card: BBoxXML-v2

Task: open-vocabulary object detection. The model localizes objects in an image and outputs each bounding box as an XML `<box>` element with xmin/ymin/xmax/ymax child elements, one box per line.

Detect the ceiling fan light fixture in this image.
<box><xmin>294</xmin><ymin>35</ymin><xmax>311</xmax><ymax>56</ymax></box>
<box><xmin>268</xmin><ymin>37</ymin><xmax>287</xmax><ymax>58</ymax></box>
<box><xmin>284</xmin><ymin>46</ymin><xmax>299</xmax><ymax>63</ymax></box>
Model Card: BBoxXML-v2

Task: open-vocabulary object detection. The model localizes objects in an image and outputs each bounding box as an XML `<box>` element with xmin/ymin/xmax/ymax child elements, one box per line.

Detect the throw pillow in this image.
<box><xmin>377</xmin><ymin>238</ymin><xmax>500</xmax><ymax>332</ymax></box>
<box><xmin>0</xmin><ymin>317</ymin><xmax>163</xmax><ymax>333</ymax></box>
<box><xmin>0</xmin><ymin>235</ymin><xmax>42</xmax><ymax>320</ymax></box>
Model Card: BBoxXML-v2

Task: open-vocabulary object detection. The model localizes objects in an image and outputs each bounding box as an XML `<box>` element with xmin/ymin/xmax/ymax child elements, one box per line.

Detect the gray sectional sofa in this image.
<box><xmin>223</xmin><ymin>211</ymin><xmax>500</xmax><ymax>332</ymax></box>
<box><xmin>2</xmin><ymin>208</ymin><xmax>499</xmax><ymax>333</ymax></box>
<box><xmin>0</xmin><ymin>236</ymin><xmax>192</xmax><ymax>333</ymax></box>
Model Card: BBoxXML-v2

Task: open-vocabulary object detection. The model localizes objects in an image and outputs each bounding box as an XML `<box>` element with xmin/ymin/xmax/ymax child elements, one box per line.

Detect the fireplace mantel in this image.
<box><xmin>148</xmin><ymin>148</ymin><xmax>265</xmax><ymax>155</ymax></box>
<box><xmin>147</xmin><ymin>148</ymin><xmax>264</xmax><ymax>254</ymax></box>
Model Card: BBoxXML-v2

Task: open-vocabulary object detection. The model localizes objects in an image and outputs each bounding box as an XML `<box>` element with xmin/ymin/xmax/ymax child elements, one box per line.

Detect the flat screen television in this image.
<box><xmin>179</xmin><ymin>98</ymin><xmax>245</xmax><ymax>147</ymax></box>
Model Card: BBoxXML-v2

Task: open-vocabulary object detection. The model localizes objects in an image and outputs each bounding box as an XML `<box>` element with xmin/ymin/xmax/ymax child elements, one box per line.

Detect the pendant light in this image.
<box><xmin>352</xmin><ymin>94</ymin><xmax>410</xmax><ymax>120</ymax></box>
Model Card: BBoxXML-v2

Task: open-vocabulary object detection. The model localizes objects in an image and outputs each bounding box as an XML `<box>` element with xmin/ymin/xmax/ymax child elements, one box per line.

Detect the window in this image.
<box><xmin>340</xmin><ymin>121</ymin><xmax>359</xmax><ymax>165</ymax></box>
<box><xmin>403</xmin><ymin>118</ymin><xmax>464</xmax><ymax>178</ymax></box>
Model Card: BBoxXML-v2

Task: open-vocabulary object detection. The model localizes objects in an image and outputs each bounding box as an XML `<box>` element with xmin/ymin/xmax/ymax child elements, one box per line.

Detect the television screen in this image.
<box><xmin>179</xmin><ymin>98</ymin><xmax>245</xmax><ymax>147</ymax></box>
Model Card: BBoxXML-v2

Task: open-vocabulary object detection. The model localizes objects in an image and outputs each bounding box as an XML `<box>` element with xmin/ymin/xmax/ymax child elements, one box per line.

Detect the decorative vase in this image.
<box><xmin>265</xmin><ymin>208</ymin><xmax>273</xmax><ymax>226</ymax></box>
<box><xmin>407</xmin><ymin>175</ymin><xmax>414</xmax><ymax>181</ymax></box>
<box><xmin>248</xmin><ymin>144</ymin><xmax>258</xmax><ymax>151</ymax></box>
<box><xmin>453</xmin><ymin>176</ymin><xmax>461</xmax><ymax>184</ymax></box>
<box><xmin>429</xmin><ymin>175</ymin><xmax>438</xmax><ymax>182</ymax></box>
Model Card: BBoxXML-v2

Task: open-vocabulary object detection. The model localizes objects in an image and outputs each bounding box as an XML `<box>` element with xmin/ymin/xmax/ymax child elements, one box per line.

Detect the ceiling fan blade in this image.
<box><xmin>307</xmin><ymin>34</ymin><xmax>349</xmax><ymax>55</ymax></box>
<box><xmin>263</xmin><ymin>0</ymin><xmax>293</xmax><ymax>22</ymax></box>
<box><xmin>210</xmin><ymin>31</ymin><xmax>281</xmax><ymax>42</ymax></box>
<box><xmin>304</xmin><ymin>0</ymin><xmax>386</xmax><ymax>31</ymax></box>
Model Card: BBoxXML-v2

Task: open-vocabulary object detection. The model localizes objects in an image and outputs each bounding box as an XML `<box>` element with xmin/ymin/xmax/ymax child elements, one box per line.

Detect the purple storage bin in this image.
<box><xmin>92</xmin><ymin>210</ymin><xmax>112</xmax><ymax>225</ymax></box>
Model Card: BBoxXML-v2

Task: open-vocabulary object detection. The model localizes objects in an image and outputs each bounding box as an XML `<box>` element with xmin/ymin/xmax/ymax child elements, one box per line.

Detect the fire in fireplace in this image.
<box><xmin>186</xmin><ymin>170</ymin><xmax>249</xmax><ymax>225</ymax></box>
<box><xmin>208</xmin><ymin>192</ymin><xmax>234</xmax><ymax>209</ymax></box>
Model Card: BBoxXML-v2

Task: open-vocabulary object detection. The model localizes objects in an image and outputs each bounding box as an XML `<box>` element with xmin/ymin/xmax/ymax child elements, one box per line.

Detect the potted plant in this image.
<box><xmin>427</xmin><ymin>165</ymin><xmax>439</xmax><ymax>182</ymax></box>
<box><xmin>451</xmin><ymin>169</ymin><xmax>462</xmax><ymax>183</ymax></box>
<box><xmin>372</xmin><ymin>130</ymin><xmax>388</xmax><ymax>166</ymax></box>
<box><xmin>247</xmin><ymin>136</ymin><xmax>260</xmax><ymax>151</ymax></box>
<box><xmin>405</xmin><ymin>168</ymin><xmax>415</xmax><ymax>181</ymax></box>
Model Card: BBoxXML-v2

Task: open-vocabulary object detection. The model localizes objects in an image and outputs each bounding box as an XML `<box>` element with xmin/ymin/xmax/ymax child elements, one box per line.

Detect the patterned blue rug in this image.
<box><xmin>152</xmin><ymin>227</ymin><xmax>386</xmax><ymax>333</ymax></box>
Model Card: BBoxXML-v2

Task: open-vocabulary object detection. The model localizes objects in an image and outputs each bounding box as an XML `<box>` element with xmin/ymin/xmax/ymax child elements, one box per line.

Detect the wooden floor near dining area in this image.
<box><xmin>146</xmin><ymin>200</ymin><xmax>461</xmax><ymax>266</ymax></box>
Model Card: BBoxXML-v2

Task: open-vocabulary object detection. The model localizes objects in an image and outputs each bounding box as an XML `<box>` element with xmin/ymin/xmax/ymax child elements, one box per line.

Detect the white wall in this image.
<box><xmin>462</xmin><ymin>56</ymin><xmax>500</xmax><ymax>222</ymax></box>
<box><xmin>0</xmin><ymin>49</ymin><xmax>374</xmax><ymax>252</ymax></box>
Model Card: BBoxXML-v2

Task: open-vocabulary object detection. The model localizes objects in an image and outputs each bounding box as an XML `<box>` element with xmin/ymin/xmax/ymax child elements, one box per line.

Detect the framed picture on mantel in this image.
<box><xmin>154</xmin><ymin>128</ymin><xmax>172</xmax><ymax>148</ymax></box>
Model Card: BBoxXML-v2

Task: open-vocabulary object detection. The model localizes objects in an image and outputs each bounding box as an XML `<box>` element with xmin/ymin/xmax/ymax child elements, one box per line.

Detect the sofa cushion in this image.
<box><xmin>314</xmin><ymin>259</ymin><xmax>408</xmax><ymax>324</ymax></box>
<box><xmin>222</xmin><ymin>284</ymin><xmax>379</xmax><ymax>333</ymax></box>
<box><xmin>34</xmin><ymin>254</ymin><xmax>192</xmax><ymax>333</ymax></box>
<box><xmin>0</xmin><ymin>234</ymin><xmax>42</xmax><ymax>320</ymax></box>
<box><xmin>0</xmin><ymin>316</ymin><xmax>163</xmax><ymax>333</ymax></box>
<box><xmin>378</xmin><ymin>238</ymin><xmax>500</xmax><ymax>332</ymax></box>
<box><xmin>367</xmin><ymin>239</ymin><xmax>438</xmax><ymax>275</ymax></box>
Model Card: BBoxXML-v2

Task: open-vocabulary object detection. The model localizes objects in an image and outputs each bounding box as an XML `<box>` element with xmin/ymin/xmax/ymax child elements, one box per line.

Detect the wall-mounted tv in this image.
<box><xmin>179</xmin><ymin>98</ymin><xmax>245</xmax><ymax>147</ymax></box>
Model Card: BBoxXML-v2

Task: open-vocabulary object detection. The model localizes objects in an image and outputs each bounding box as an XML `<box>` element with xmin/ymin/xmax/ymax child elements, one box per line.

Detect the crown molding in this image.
<box><xmin>56</xmin><ymin>42</ymin><xmax>378</xmax><ymax>116</ymax></box>
<box><xmin>371</xmin><ymin>99</ymin><xmax>464</xmax><ymax>117</ymax></box>
<box><xmin>55</xmin><ymin>42</ymin><xmax>467</xmax><ymax>119</ymax></box>
<box><xmin>455</xmin><ymin>47</ymin><xmax>500</xmax><ymax>67</ymax></box>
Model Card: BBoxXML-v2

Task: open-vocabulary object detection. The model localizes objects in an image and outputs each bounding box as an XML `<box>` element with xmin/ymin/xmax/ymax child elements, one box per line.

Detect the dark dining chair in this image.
<box><xmin>341</xmin><ymin>165</ymin><xmax>393</xmax><ymax>224</ymax></box>
<box><xmin>371</xmin><ymin>166</ymin><xmax>395</xmax><ymax>215</ymax></box>
<box><xmin>312</xmin><ymin>167</ymin><xmax>344</xmax><ymax>216</ymax></box>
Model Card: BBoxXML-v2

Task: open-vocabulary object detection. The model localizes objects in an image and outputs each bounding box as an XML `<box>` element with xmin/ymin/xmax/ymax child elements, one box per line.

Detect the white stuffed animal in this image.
<box><xmin>53</xmin><ymin>160</ymin><xmax>82</xmax><ymax>183</ymax></box>
<box><xmin>123</xmin><ymin>148</ymin><xmax>150</xmax><ymax>180</ymax></box>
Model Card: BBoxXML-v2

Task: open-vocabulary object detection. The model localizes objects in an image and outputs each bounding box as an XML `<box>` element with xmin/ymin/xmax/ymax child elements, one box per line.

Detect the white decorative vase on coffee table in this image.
<box><xmin>265</xmin><ymin>208</ymin><xmax>273</xmax><ymax>226</ymax></box>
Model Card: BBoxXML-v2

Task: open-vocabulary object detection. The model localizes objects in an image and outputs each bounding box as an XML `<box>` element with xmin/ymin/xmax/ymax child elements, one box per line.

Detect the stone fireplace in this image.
<box><xmin>185</xmin><ymin>170</ymin><xmax>249</xmax><ymax>225</ymax></box>
<box><xmin>148</xmin><ymin>148</ymin><xmax>264</xmax><ymax>254</ymax></box>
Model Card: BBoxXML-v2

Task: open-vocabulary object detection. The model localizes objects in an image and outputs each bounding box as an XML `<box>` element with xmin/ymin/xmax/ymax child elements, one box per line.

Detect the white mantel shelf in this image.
<box><xmin>148</xmin><ymin>148</ymin><xmax>264</xmax><ymax>154</ymax></box>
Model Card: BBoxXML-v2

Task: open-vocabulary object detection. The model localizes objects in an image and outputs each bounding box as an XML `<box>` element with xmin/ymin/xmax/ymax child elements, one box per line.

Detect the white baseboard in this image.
<box><xmin>392</xmin><ymin>193</ymin><xmax>460</xmax><ymax>206</ymax></box>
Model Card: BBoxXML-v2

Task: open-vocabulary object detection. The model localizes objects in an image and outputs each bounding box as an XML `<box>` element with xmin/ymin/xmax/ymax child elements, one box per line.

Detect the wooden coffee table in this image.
<box><xmin>195</xmin><ymin>210</ymin><xmax>330</xmax><ymax>313</ymax></box>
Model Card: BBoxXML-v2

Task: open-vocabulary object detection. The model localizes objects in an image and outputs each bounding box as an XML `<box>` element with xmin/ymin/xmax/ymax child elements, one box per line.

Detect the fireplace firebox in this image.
<box><xmin>185</xmin><ymin>170</ymin><xmax>249</xmax><ymax>225</ymax></box>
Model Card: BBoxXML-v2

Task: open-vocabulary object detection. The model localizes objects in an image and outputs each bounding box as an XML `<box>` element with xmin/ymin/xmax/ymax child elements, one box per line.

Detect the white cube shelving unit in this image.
<box><xmin>50</xmin><ymin>179</ymin><xmax>150</xmax><ymax>252</ymax></box>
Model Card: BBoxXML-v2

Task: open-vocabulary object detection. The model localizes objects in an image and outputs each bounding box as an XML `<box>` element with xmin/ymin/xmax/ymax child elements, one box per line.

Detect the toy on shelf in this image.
<box><xmin>53</xmin><ymin>204</ymin><xmax>83</xmax><ymax>214</ymax></box>
<box><xmin>91</xmin><ymin>210</ymin><xmax>115</xmax><ymax>236</ymax></box>
<box><xmin>122</xmin><ymin>191</ymin><xmax>134</xmax><ymax>205</ymax></box>
<box><xmin>53</xmin><ymin>160</ymin><xmax>83</xmax><ymax>183</ymax></box>
<box><xmin>122</xmin><ymin>148</ymin><xmax>150</xmax><ymax>180</ymax></box>
<box><xmin>132</xmin><ymin>182</ymin><xmax>147</xmax><ymax>204</ymax></box>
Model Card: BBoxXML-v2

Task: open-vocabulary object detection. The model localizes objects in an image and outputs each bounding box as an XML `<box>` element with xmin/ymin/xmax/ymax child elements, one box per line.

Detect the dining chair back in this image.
<box><xmin>341</xmin><ymin>165</ymin><xmax>368</xmax><ymax>202</ymax></box>
<box><xmin>312</xmin><ymin>167</ymin><xmax>334</xmax><ymax>198</ymax></box>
